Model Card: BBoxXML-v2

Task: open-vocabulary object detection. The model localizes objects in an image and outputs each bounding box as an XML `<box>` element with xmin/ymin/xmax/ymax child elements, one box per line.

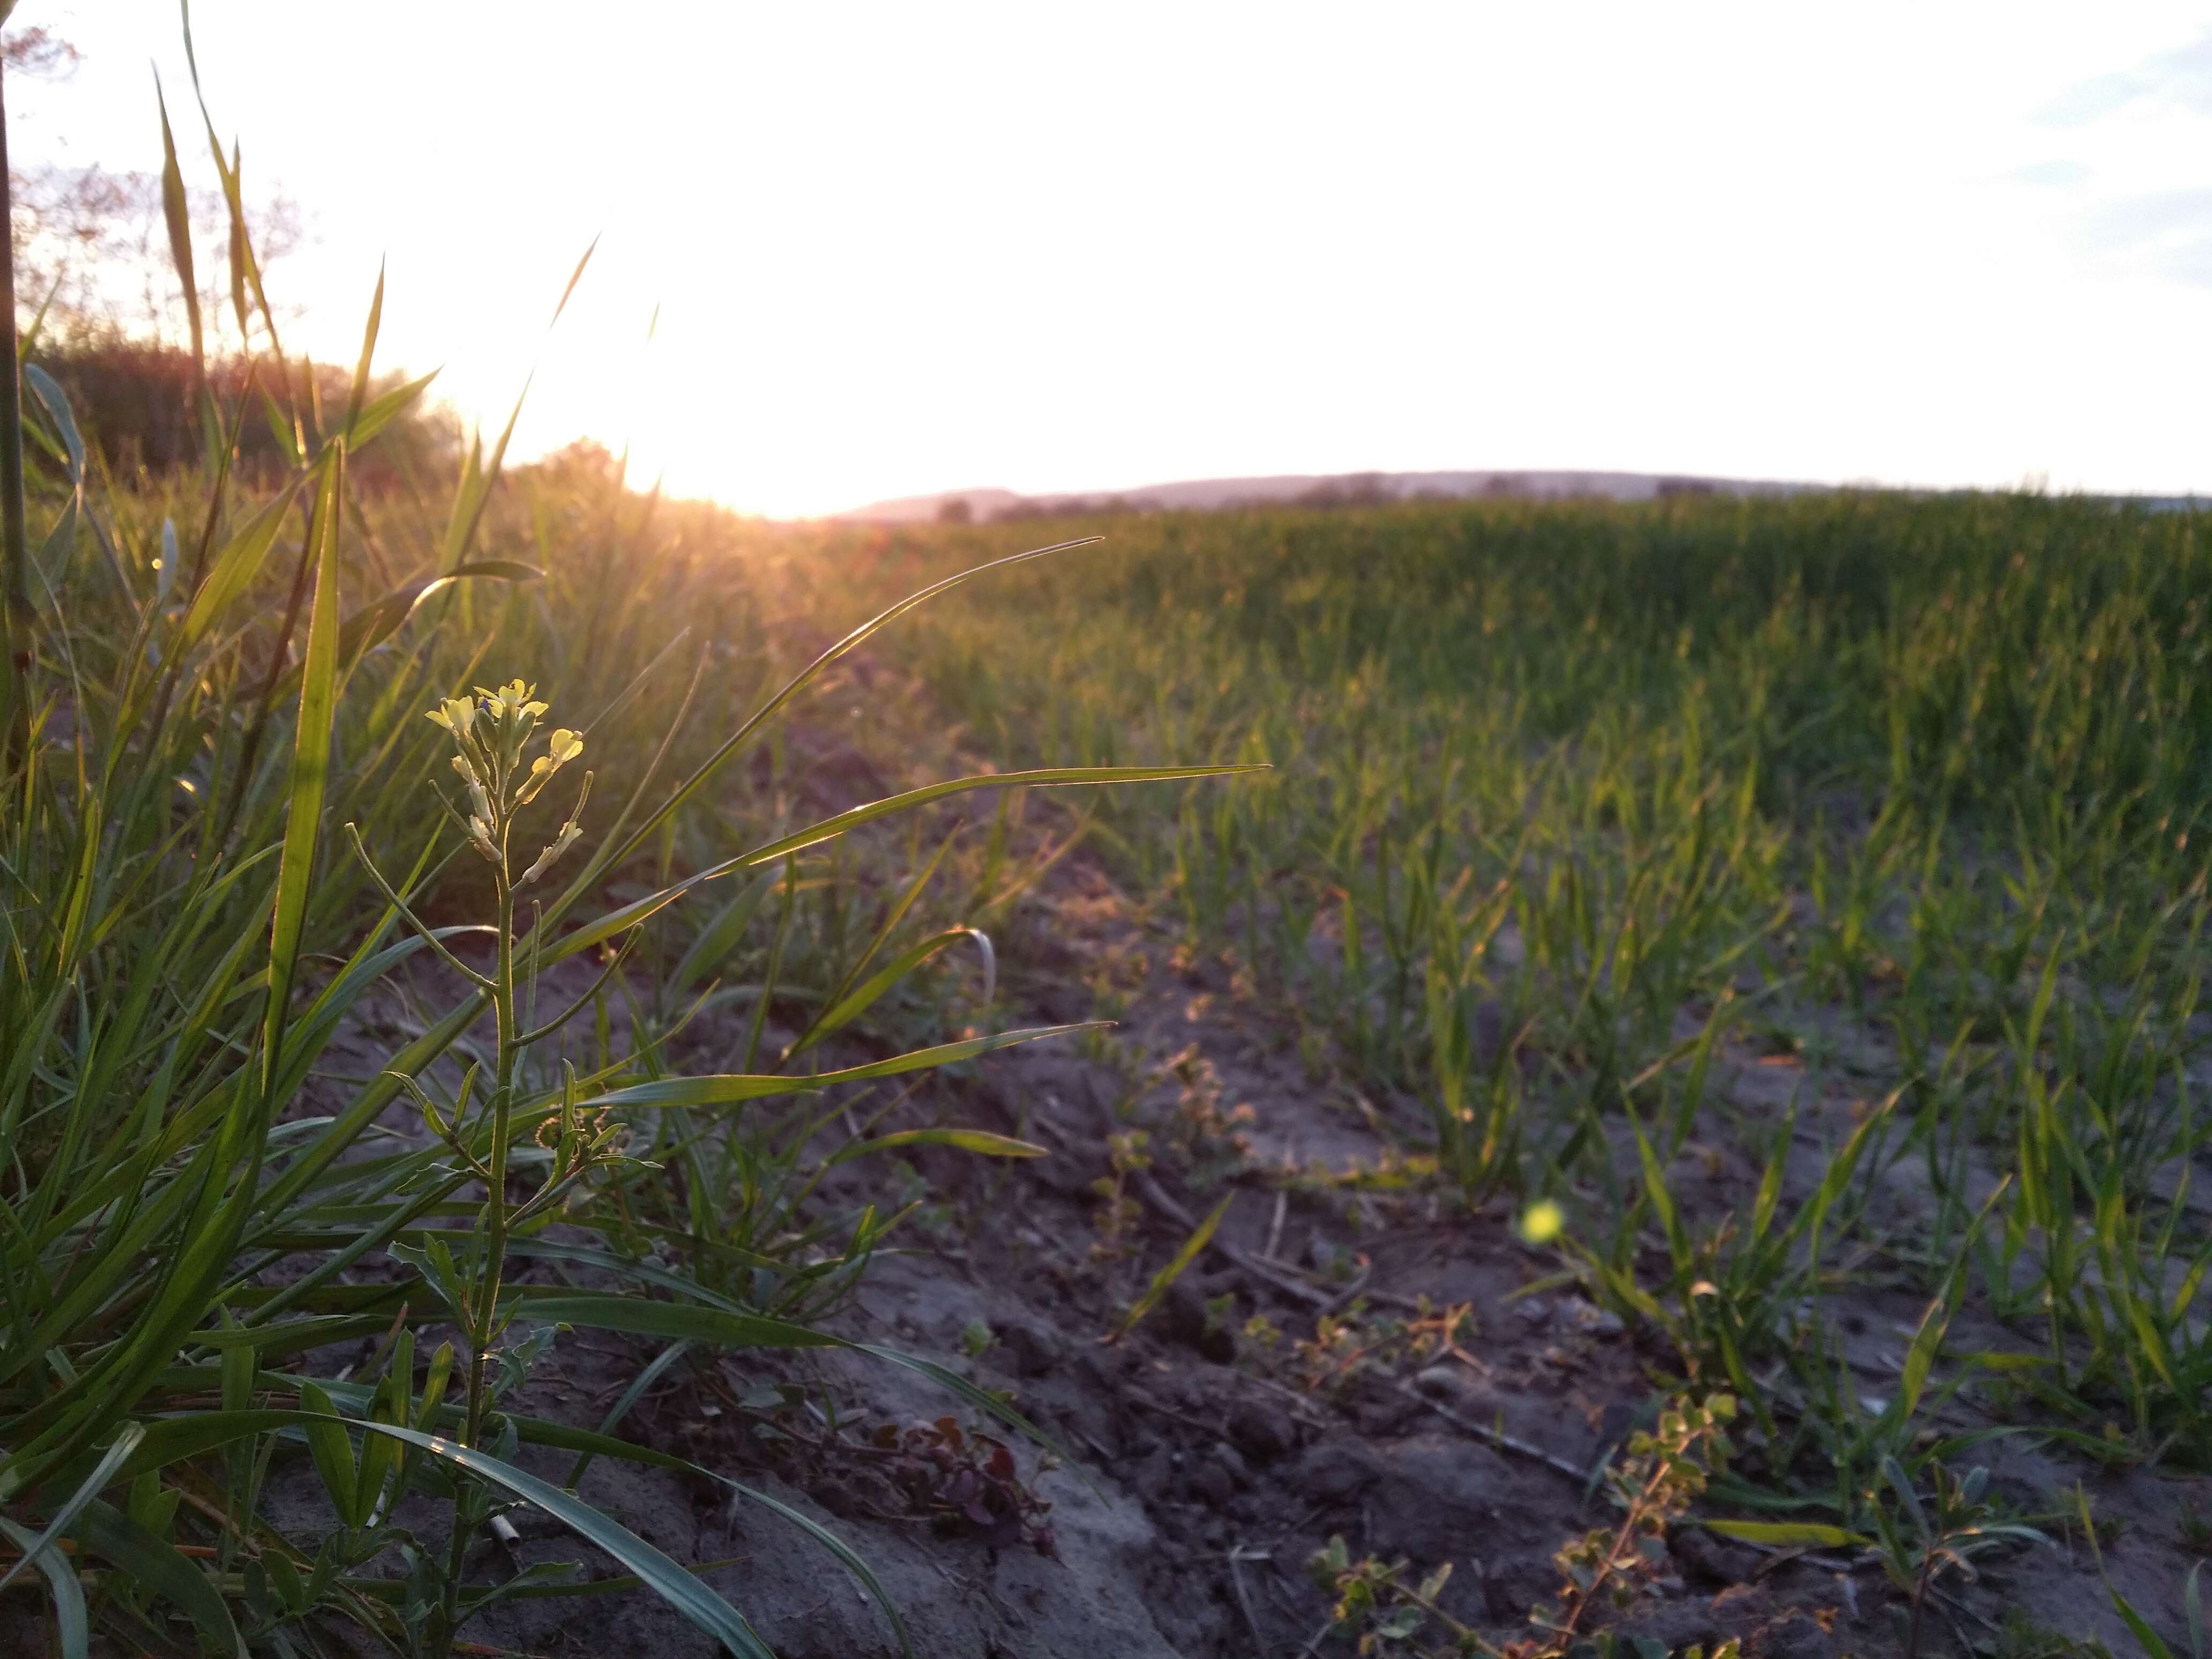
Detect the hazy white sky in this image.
<box><xmin>13</xmin><ymin>3</ymin><xmax>2212</xmax><ymax>515</ymax></box>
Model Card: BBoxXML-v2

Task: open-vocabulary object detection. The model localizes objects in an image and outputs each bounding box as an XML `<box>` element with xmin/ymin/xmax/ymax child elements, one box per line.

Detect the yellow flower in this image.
<box><xmin>517</xmin><ymin>730</ymin><xmax>582</xmax><ymax>805</ymax></box>
<box><xmin>1516</xmin><ymin>1200</ymin><xmax>1565</xmax><ymax>1246</ymax></box>
<box><xmin>426</xmin><ymin>696</ymin><xmax>477</xmax><ymax>736</ymax></box>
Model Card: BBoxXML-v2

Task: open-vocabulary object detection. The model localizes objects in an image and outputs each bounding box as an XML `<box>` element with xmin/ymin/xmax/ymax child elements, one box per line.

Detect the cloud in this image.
<box><xmin>2076</xmin><ymin>186</ymin><xmax>2212</xmax><ymax>285</ymax></box>
<box><xmin>2037</xmin><ymin>32</ymin><xmax>2212</xmax><ymax>126</ymax></box>
<box><xmin>2007</xmin><ymin>159</ymin><xmax>2093</xmax><ymax>189</ymax></box>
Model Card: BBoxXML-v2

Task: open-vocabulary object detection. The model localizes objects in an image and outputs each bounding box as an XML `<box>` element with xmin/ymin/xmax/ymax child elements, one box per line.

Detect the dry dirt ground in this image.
<box><xmin>360</xmin><ymin>824</ymin><xmax>2204</xmax><ymax>1659</ymax></box>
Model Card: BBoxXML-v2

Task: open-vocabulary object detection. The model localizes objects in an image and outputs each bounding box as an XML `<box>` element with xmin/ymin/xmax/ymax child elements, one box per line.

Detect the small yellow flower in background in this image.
<box><xmin>1516</xmin><ymin>1199</ymin><xmax>1565</xmax><ymax>1246</ymax></box>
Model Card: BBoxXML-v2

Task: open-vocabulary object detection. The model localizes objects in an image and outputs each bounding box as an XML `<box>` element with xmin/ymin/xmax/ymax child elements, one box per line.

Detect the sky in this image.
<box><xmin>11</xmin><ymin>3</ymin><xmax>2212</xmax><ymax>517</ymax></box>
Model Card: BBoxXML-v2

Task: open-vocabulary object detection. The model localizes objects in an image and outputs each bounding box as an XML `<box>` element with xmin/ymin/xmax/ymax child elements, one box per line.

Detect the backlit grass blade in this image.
<box><xmin>340</xmin><ymin>260</ymin><xmax>384</xmax><ymax>436</ymax></box>
<box><xmin>347</xmin><ymin>367</ymin><xmax>438</xmax><ymax>449</ymax></box>
<box><xmin>827</xmin><ymin>1128</ymin><xmax>1047</xmax><ymax>1166</ymax></box>
<box><xmin>580</xmin><ymin>1024</ymin><xmax>1103</xmax><ymax>1110</ymax></box>
<box><xmin>21</xmin><ymin>364</ymin><xmax>83</xmax><ymax>488</ymax></box>
<box><xmin>783</xmin><ymin>828</ymin><xmax>963</xmax><ymax>1059</ymax></box>
<box><xmin>1118</xmin><ymin>1194</ymin><xmax>1233</xmax><ymax>1338</ymax></box>
<box><xmin>574</xmin><ymin>537</ymin><xmax>1110</xmax><ymax>890</ymax></box>
<box><xmin>173</xmin><ymin>479</ymin><xmax>305</xmax><ymax>655</ymax></box>
<box><xmin>261</xmin><ymin>444</ymin><xmax>346</xmax><ymax>1096</ymax></box>
<box><xmin>0</xmin><ymin>41</ymin><xmax>30</xmax><ymax>762</ymax></box>
<box><xmin>545</xmin><ymin>767</ymin><xmax>1264</xmax><ymax>966</ymax></box>
<box><xmin>153</xmin><ymin>74</ymin><xmax>204</xmax><ymax>388</ymax></box>
<box><xmin>787</xmin><ymin>925</ymin><xmax>993</xmax><ymax>1062</ymax></box>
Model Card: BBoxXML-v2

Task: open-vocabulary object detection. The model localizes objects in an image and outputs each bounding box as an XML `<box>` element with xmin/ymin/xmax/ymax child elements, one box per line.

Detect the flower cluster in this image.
<box><xmin>427</xmin><ymin>679</ymin><xmax>592</xmax><ymax>886</ymax></box>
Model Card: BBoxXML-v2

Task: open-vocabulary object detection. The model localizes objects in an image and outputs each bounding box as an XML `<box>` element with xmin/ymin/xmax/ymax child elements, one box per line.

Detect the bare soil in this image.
<box><xmin>426</xmin><ymin>834</ymin><xmax>2207</xmax><ymax>1659</ymax></box>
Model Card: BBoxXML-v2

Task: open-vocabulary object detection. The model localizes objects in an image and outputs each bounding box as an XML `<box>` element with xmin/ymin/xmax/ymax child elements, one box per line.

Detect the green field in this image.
<box><xmin>865</xmin><ymin>491</ymin><xmax>2212</xmax><ymax>1456</ymax></box>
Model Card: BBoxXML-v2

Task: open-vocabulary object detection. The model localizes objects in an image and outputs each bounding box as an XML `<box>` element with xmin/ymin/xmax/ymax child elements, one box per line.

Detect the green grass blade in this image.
<box><xmin>0</xmin><ymin>1422</ymin><xmax>142</xmax><ymax>1596</ymax></box>
<box><xmin>580</xmin><ymin>1024</ymin><xmax>1104</xmax><ymax>1110</ymax></box>
<box><xmin>504</xmin><ymin>1292</ymin><xmax>840</xmax><ymax>1350</ymax></box>
<box><xmin>0</xmin><ymin>1515</ymin><xmax>88</xmax><ymax>1659</ymax></box>
<box><xmin>827</xmin><ymin>1128</ymin><xmax>1047</xmax><ymax>1166</ymax></box>
<box><xmin>787</xmin><ymin>926</ymin><xmax>993</xmax><ymax>1062</ymax></box>
<box><xmin>173</xmin><ymin>479</ymin><xmax>304</xmax><ymax>653</ymax></box>
<box><xmin>545</xmin><ymin>767</ymin><xmax>1263</xmax><ymax>967</ymax></box>
<box><xmin>573</xmin><ymin>537</ymin><xmax>1112</xmax><ymax>890</ymax></box>
<box><xmin>340</xmin><ymin>260</ymin><xmax>383</xmax><ymax>437</ymax></box>
<box><xmin>153</xmin><ymin>73</ymin><xmax>204</xmax><ymax>384</ymax></box>
<box><xmin>125</xmin><ymin>1411</ymin><xmax>775</xmax><ymax>1659</ymax></box>
<box><xmin>74</xmin><ymin>1501</ymin><xmax>238</xmax><ymax>1657</ymax></box>
<box><xmin>260</xmin><ymin>446</ymin><xmax>345</xmax><ymax>1099</ymax></box>
<box><xmin>1118</xmin><ymin>1194</ymin><xmax>1233</xmax><ymax>1338</ymax></box>
<box><xmin>346</xmin><ymin>367</ymin><xmax>438</xmax><ymax>449</ymax></box>
<box><xmin>1702</xmin><ymin>1519</ymin><xmax>1861</xmax><ymax>1549</ymax></box>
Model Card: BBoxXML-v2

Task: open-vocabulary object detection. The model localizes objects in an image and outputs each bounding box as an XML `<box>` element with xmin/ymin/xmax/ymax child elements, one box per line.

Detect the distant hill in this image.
<box><xmin>835</xmin><ymin>469</ymin><xmax>1826</xmax><ymax>524</ymax></box>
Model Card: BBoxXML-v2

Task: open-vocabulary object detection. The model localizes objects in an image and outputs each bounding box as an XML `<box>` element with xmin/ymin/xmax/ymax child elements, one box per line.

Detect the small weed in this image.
<box><xmin>1860</xmin><ymin>1459</ymin><xmax>2048</xmax><ymax>1659</ymax></box>
<box><xmin>1156</xmin><ymin>1042</ymin><xmax>1257</xmax><ymax>1186</ymax></box>
<box><xmin>872</xmin><ymin>1416</ymin><xmax>1058</xmax><ymax>1557</ymax></box>
<box><xmin>1529</xmin><ymin>1394</ymin><xmax>1737</xmax><ymax>1650</ymax></box>
<box><xmin>1089</xmin><ymin>1130</ymin><xmax>1154</xmax><ymax>1261</ymax></box>
<box><xmin>1272</xmin><ymin>1298</ymin><xmax>1473</xmax><ymax>1395</ymax></box>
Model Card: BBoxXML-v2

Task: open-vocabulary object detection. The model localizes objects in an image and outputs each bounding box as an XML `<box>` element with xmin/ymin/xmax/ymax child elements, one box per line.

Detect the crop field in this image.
<box><xmin>5</xmin><ymin>58</ymin><xmax>2212</xmax><ymax>1659</ymax></box>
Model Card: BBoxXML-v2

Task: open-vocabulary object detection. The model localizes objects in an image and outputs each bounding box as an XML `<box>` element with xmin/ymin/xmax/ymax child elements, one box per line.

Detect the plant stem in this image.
<box><xmin>0</xmin><ymin>48</ymin><xmax>30</xmax><ymax>769</ymax></box>
<box><xmin>440</xmin><ymin>855</ymin><xmax>518</xmax><ymax>1647</ymax></box>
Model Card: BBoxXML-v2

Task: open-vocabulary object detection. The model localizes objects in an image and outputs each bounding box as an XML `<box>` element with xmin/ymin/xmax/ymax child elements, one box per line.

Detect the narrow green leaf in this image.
<box><xmin>1119</xmin><ymin>1194</ymin><xmax>1233</xmax><ymax>1337</ymax></box>
<box><xmin>0</xmin><ymin>1423</ymin><xmax>143</xmax><ymax>1598</ymax></box>
<box><xmin>125</xmin><ymin>1411</ymin><xmax>774</xmax><ymax>1659</ymax></box>
<box><xmin>505</xmin><ymin>1292</ymin><xmax>839</xmax><ymax>1351</ymax></box>
<box><xmin>173</xmin><ymin>477</ymin><xmax>303</xmax><ymax>652</ymax></box>
<box><xmin>581</xmin><ymin>1024</ymin><xmax>1102</xmax><ymax>1111</ymax></box>
<box><xmin>2111</xmin><ymin>1587</ymin><xmax>2178</xmax><ymax>1659</ymax></box>
<box><xmin>153</xmin><ymin>73</ymin><xmax>205</xmax><ymax>380</ymax></box>
<box><xmin>21</xmin><ymin>363</ymin><xmax>82</xmax><ymax>485</ymax></box>
<box><xmin>294</xmin><ymin>1382</ymin><xmax>355</xmax><ymax>1525</ymax></box>
<box><xmin>0</xmin><ymin>1515</ymin><xmax>87</xmax><ymax>1659</ymax></box>
<box><xmin>74</xmin><ymin>1501</ymin><xmax>238</xmax><ymax>1657</ymax></box>
<box><xmin>789</xmin><ymin>926</ymin><xmax>993</xmax><ymax>1060</ymax></box>
<box><xmin>341</xmin><ymin>260</ymin><xmax>384</xmax><ymax>437</ymax></box>
<box><xmin>1702</xmin><ymin>1519</ymin><xmax>1860</xmax><ymax>1549</ymax></box>
<box><xmin>347</xmin><ymin>367</ymin><xmax>438</xmax><ymax>449</ymax></box>
<box><xmin>828</xmin><ymin>1127</ymin><xmax>1048</xmax><ymax>1167</ymax></box>
<box><xmin>262</xmin><ymin>449</ymin><xmax>345</xmax><ymax>1097</ymax></box>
